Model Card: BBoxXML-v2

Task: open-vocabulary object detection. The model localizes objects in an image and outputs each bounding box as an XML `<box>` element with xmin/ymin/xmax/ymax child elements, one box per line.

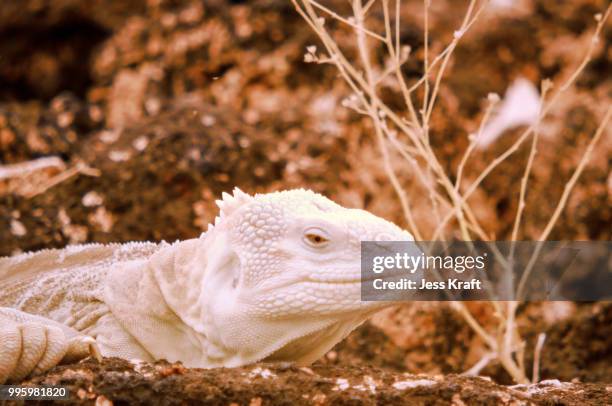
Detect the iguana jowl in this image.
<box><xmin>0</xmin><ymin>188</ymin><xmax>413</xmax><ymax>382</ymax></box>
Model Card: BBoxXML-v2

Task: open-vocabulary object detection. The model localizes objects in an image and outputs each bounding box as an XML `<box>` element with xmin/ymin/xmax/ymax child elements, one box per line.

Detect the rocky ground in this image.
<box><xmin>8</xmin><ymin>359</ymin><xmax>612</xmax><ymax>405</ymax></box>
<box><xmin>1</xmin><ymin>0</ymin><xmax>610</xmax><ymax>404</ymax></box>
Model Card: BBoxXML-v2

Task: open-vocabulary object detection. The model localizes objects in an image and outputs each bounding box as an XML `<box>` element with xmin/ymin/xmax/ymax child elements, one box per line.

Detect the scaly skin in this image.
<box><xmin>0</xmin><ymin>308</ymin><xmax>99</xmax><ymax>383</ymax></box>
<box><xmin>0</xmin><ymin>188</ymin><xmax>413</xmax><ymax>382</ymax></box>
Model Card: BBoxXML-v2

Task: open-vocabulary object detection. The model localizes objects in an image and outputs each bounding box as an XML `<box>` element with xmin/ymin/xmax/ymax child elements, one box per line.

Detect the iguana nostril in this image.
<box><xmin>375</xmin><ymin>232</ymin><xmax>394</xmax><ymax>241</ymax></box>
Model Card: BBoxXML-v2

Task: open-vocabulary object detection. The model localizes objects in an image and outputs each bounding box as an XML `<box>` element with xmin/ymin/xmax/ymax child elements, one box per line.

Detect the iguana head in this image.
<box><xmin>185</xmin><ymin>188</ymin><xmax>413</xmax><ymax>367</ymax></box>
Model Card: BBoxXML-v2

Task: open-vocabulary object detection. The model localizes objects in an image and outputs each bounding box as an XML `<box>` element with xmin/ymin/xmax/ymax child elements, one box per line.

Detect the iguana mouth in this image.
<box><xmin>308</xmin><ymin>279</ymin><xmax>363</xmax><ymax>285</ymax></box>
<box><xmin>260</xmin><ymin>276</ymin><xmax>363</xmax><ymax>292</ymax></box>
<box><xmin>306</xmin><ymin>272</ymin><xmax>393</xmax><ymax>285</ymax></box>
<box><xmin>257</xmin><ymin>270</ymin><xmax>398</xmax><ymax>294</ymax></box>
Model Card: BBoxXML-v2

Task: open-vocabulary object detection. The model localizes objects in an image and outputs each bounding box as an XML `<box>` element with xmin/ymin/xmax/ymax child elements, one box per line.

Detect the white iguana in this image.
<box><xmin>0</xmin><ymin>188</ymin><xmax>413</xmax><ymax>383</ymax></box>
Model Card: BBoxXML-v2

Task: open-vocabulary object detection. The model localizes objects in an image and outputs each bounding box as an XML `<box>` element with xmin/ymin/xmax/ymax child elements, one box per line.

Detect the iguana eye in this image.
<box><xmin>303</xmin><ymin>228</ymin><xmax>330</xmax><ymax>248</ymax></box>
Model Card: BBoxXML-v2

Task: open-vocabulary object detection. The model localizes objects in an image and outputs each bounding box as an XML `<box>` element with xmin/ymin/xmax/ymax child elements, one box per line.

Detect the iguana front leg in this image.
<box><xmin>0</xmin><ymin>307</ymin><xmax>101</xmax><ymax>383</ymax></box>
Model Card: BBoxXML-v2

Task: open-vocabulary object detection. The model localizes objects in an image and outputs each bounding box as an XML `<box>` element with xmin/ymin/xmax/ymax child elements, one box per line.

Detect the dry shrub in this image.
<box><xmin>294</xmin><ymin>0</ymin><xmax>611</xmax><ymax>383</ymax></box>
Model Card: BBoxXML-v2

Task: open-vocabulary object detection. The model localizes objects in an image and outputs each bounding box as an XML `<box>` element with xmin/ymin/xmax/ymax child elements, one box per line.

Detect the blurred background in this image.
<box><xmin>0</xmin><ymin>0</ymin><xmax>610</xmax><ymax>385</ymax></box>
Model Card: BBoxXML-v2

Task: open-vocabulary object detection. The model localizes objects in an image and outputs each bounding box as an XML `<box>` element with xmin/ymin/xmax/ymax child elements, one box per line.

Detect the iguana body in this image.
<box><xmin>0</xmin><ymin>189</ymin><xmax>413</xmax><ymax>383</ymax></box>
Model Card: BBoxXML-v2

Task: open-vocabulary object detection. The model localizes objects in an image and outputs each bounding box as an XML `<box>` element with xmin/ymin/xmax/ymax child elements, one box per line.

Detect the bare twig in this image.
<box><xmin>463</xmin><ymin>352</ymin><xmax>496</xmax><ymax>376</ymax></box>
<box><xmin>517</xmin><ymin>105</ymin><xmax>611</xmax><ymax>300</ymax></box>
<box><xmin>309</xmin><ymin>0</ymin><xmax>386</xmax><ymax>42</ymax></box>
<box><xmin>25</xmin><ymin>162</ymin><xmax>101</xmax><ymax>199</ymax></box>
<box><xmin>532</xmin><ymin>333</ymin><xmax>546</xmax><ymax>383</ymax></box>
